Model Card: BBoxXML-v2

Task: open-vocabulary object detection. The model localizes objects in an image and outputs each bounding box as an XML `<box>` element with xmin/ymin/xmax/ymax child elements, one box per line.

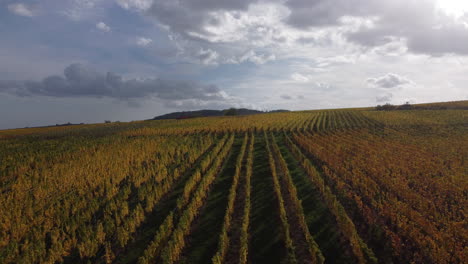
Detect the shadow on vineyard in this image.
<box><xmin>249</xmin><ymin>135</ymin><xmax>288</xmax><ymax>264</ymax></box>
<box><xmin>178</xmin><ymin>136</ymin><xmax>242</xmax><ymax>264</ymax></box>
<box><xmin>275</xmin><ymin>134</ymin><xmax>355</xmax><ymax>264</ymax></box>
<box><xmin>113</xmin><ymin>139</ymin><xmax>222</xmax><ymax>264</ymax></box>
<box><xmin>0</xmin><ymin>101</ymin><xmax>467</xmax><ymax>264</ymax></box>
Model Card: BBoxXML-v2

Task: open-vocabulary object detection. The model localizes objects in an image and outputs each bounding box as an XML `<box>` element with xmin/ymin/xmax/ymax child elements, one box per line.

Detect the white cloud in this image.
<box><xmin>117</xmin><ymin>0</ymin><xmax>153</xmax><ymax>11</ymax></box>
<box><xmin>315</xmin><ymin>56</ymin><xmax>355</xmax><ymax>67</ymax></box>
<box><xmin>291</xmin><ymin>73</ymin><xmax>312</xmax><ymax>82</ymax></box>
<box><xmin>237</xmin><ymin>50</ymin><xmax>276</xmax><ymax>65</ymax></box>
<box><xmin>223</xmin><ymin>50</ymin><xmax>276</xmax><ymax>65</ymax></box>
<box><xmin>7</xmin><ymin>3</ymin><xmax>34</xmax><ymax>17</ymax></box>
<box><xmin>136</xmin><ymin>37</ymin><xmax>152</xmax><ymax>46</ymax></box>
<box><xmin>96</xmin><ymin>22</ymin><xmax>111</xmax><ymax>32</ymax></box>
<box><xmin>186</xmin><ymin>3</ymin><xmax>291</xmax><ymax>45</ymax></box>
<box><xmin>366</xmin><ymin>73</ymin><xmax>413</xmax><ymax>89</ymax></box>
<box><xmin>316</xmin><ymin>82</ymin><xmax>332</xmax><ymax>89</ymax></box>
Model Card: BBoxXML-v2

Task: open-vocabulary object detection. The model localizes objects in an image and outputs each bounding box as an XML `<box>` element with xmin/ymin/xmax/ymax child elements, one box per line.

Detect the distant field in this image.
<box><xmin>0</xmin><ymin>101</ymin><xmax>467</xmax><ymax>264</ymax></box>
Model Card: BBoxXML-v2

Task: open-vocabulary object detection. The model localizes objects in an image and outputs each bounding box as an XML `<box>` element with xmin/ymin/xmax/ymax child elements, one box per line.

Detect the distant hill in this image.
<box><xmin>152</xmin><ymin>108</ymin><xmax>289</xmax><ymax>120</ymax></box>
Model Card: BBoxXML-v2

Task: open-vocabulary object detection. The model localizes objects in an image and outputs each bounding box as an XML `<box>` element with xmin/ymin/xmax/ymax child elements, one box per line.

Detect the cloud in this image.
<box><xmin>140</xmin><ymin>0</ymin><xmax>468</xmax><ymax>57</ymax></box>
<box><xmin>366</xmin><ymin>73</ymin><xmax>413</xmax><ymax>89</ymax></box>
<box><xmin>117</xmin><ymin>0</ymin><xmax>153</xmax><ymax>10</ymax></box>
<box><xmin>376</xmin><ymin>93</ymin><xmax>393</xmax><ymax>103</ymax></box>
<box><xmin>232</xmin><ymin>50</ymin><xmax>276</xmax><ymax>65</ymax></box>
<box><xmin>142</xmin><ymin>0</ymin><xmax>325</xmax><ymax>50</ymax></box>
<box><xmin>291</xmin><ymin>73</ymin><xmax>312</xmax><ymax>82</ymax></box>
<box><xmin>96</xmin><ymin>22</ymin><xmax>111</xmax><ymax>32</ymax></box>
<box><xmin>371</xmin><ymin>38</ymin><xmax>408</xmax><ymax>56</ymax></box>
<box><xmin>0</xmin><ymin>64</ymin><xmax>229</xmax><ymax>103</ymax></box>
<box><xmin>62</xmin><ymin>0</ymin><xmax>105</xmax><ymax>21</ymax></box>
<box><xmin>284</xmin><ymin>0</ymin><xmax>372</xmax><ymax>28</ymax></box>
<box><xmin>290</xmin><ymin>72</ymin><xmax>314</xmax><ymax>83</ymax></box>
<box><xmin>342</xmin><ymin>0</ymin><xmax>468</xmax><ymax>55</ymax></box>
<box><xmin>147</xmin><ymin>0</ymin><xmax>254</xmax><ymax>36</ymax></box>
<box><xmin>196</xmin><ymin>48</ymin><xmax>219</xmax><ymax>65</ymax></box>
<box><xmin>136</xmin><ymin>37</ymin><xmax>152</xmax><ymax>46</ymax></box>
<box><xmin>281</xmin><ymin>94</ymin><xmax>306</xmax><ymax>100</ymax></box>
<box><xmin>315</xmin><ymin>82</ymin><xmax>332</xmax><ymax>89</ymax></box>
<box><xmin>142</xmin><ymin>1</ymin><xmax>284</xmax><ymax>65</ymax></box>
<box><xmin>7</xmin><ymin>3</ymin><xmax>35</xmax><ymax>17</ymax></box>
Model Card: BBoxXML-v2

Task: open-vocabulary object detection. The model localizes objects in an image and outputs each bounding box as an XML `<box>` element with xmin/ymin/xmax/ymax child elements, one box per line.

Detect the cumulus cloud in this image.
<box><xmin>143</xmin><ymin>1</ymin><xmax>284</xmax><ymax>65</ymax></box>
<box><xmin>0</xmin><ymin>64</ymin><xmax>228</xmax><ymax>103</ymax></box>
<box><xmin>136</xmin><ymin>37</ymin><xmax>152</xmax><ymax>46</ymax></box>
<box><xmin>366</xmin><ymin>73</ymin><xmax>413</xmax><ymax>89</ymax></box>
<box><xmin>140</xmin><ymin>0</ymin><xmax>468</xmax><ymax>57</ymax></box>
<box><xmin>96</xmin><ymin>22</ymin><xmax>110</xmax><ymax>32</ymax></box>
<box><xmin>125</xmin><ymin>1</ymin><xmax>277</xmax><ymax>66</ymax></box>
<box><xmin>7</xmin><ymin>3</ymin><xmax>35</xmax><ymax>17</ymax></box>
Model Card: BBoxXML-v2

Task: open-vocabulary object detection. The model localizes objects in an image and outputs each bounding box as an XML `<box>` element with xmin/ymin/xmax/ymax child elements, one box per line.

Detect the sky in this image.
<box><xmin>1</xmin><ymin>0</ymin><xmax>468</xmax><ymax>129</ymax></box>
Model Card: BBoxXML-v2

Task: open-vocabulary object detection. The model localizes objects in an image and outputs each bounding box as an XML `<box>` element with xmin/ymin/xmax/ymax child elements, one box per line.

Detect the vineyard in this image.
<box><xmin>0</xmin><ymin>102</ymin><xmax>467</xmax><ymax>264</ymax></box>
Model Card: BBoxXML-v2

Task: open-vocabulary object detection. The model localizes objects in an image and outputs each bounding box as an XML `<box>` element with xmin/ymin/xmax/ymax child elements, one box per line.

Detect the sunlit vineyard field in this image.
<box><xmin>1</xmin><ymin>102</ymin><xmax>467</xmax><ymax>264</ymax></box>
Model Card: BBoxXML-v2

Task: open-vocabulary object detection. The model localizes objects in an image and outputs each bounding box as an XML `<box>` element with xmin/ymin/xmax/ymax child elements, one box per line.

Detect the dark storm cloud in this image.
<box><xmin>0</xmin><ymin>64</ymin><xmax>227</xmax><ymax>101</ymax></box>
